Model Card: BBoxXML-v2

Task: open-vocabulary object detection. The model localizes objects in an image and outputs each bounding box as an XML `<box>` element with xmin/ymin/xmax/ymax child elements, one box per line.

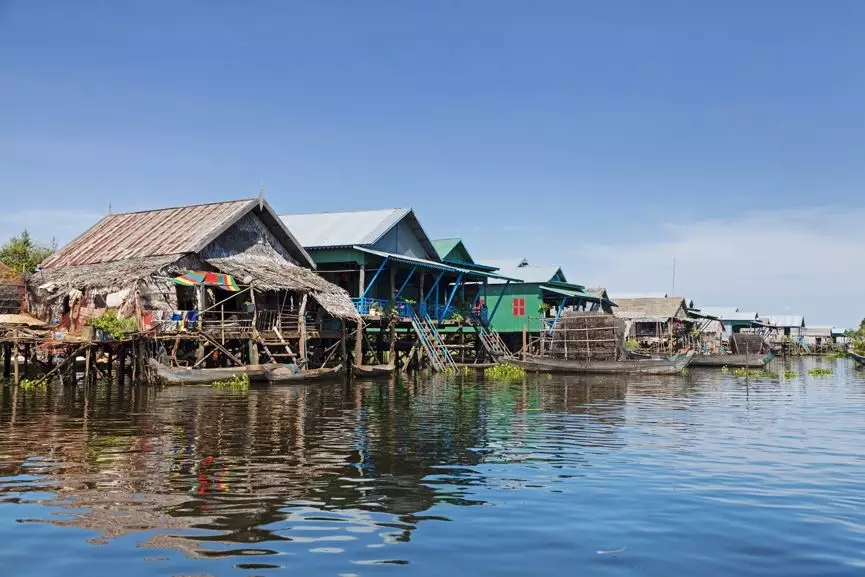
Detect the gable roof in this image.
<box><xmin>761</xmin><ymin>315</ymin><xmax>806</xmax><ymax>328</ymax></box>
<box><xmin>612</xmin><ymin>297</ymin><xmax>689</xmax><ymax>321</ymax></box>
<box><xmin>483</xmin><ymin>260</ymin><xmax>565</xmax><ymax>285</ymax></box>
<box><xmin>41</xmin><ymin>198</ymin><xmax>316</xmax><ymax>270</ymax></box>
<box><xmin>431</xmin><ymin>238</ymin><xmax>462</xmax><ymax>260</ymax></box>
<box><xmin>280</xmin><ymin>208</ymin><xmax>439</xmax><ymax>258</ymax></box>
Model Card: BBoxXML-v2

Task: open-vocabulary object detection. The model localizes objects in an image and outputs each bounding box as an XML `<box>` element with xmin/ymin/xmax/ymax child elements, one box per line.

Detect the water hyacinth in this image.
<box><xmin>484</xmin><ymin>364</ymin><xmax>526</xmax><ymax>380</ymax></box>
<box><xmin>211</xmin><ymin>373</ymin><xmax>251</xmax><ymax>391</ymax></box>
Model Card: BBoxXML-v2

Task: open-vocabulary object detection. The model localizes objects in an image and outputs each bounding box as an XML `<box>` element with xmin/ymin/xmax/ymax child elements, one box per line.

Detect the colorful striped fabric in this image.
<box><xmin>173</xmin><ymin>271</ymin><xmax>241</xmax><ymax>292</ymax></box>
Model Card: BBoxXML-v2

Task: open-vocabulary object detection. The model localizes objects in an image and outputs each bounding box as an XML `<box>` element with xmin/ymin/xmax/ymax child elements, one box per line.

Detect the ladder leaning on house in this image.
<box><xmin>409</xmin><ymin>308</ymin><xmax>457</xmax><ymax>372</ymax></box>
<box><xmin>476</xmin><ymin>325</ymin><xmax>512</xmax><ymax>360</ymax></box>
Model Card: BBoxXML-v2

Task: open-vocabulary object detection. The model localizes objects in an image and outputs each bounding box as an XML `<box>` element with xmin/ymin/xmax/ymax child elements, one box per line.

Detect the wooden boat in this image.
<box><xmin>454</xmin><ymin>362</ymin><xmax>498</xmax><ymax>370</ymax></box>
<box><xmin>351</xmin><ymin>363</ymin><xmax>395</xmax><ymax>377</ymax></box>
<box><xmin>149</xmin><ymin>359</ymin><xmax>270</xmax><ymax>385</ymax></box>
<box><xmin>504</xmin><ymin>351</ymin><xmax>694</xmax><ymax>375</ymax></box>
<box><xmin>690</xmin><ymin>349</ymin><xmax>776</xmax><ymax>368</ymax></box>
<box><xmin>850</xmin><ymin>352</ymin><xmax>865</xmax><ymax>367</ymax></box>
<box><xmin>149</xmin><ymin>359</ymin><xmax>343</xmax><ymax>385</ymax></box>
<box><xmin>268</xmin><ymin>364</ymin><xmax>343</xmax><ymax>383</ymax></box>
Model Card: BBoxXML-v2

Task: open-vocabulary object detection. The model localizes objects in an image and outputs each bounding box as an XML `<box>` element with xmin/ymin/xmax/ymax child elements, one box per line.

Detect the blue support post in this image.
<box><xmin>440</xmin><ymin>273</ymin><xmax>464</xmax><ymax>322</ymax></box>
<box><xmin>360</xmin><ymin>257</ymin><xmax>389</xmax><ymax>300</ymax></box>
<box><xmin>486</xmin><ymin>280</ymin><xmax>510</xmax><ymax>329</ymax></box>
<box><xmin>422</xmin><ymin>271</ymin><xmax>445</xmax><ymax>316</ymax></box>
<box><xmin>548</xmin><ymin>296</ymin><xmax>569</xmax><ymax>335</ymax></box>
<box><xmin>394</xmin><ymin>265</ymin><xmax>417</xmax><ymax>300</ymax></box>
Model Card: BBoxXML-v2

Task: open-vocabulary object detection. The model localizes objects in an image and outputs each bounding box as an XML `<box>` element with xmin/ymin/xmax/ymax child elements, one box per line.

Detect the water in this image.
<box><xmin>1</xmin><ymin>358</ymin><xmax>864</xmax><ymax>576</ymax></box>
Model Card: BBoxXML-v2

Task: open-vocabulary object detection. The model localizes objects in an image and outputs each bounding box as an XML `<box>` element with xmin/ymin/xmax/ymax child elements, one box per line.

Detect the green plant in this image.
<box><xmin>782</xmin><ymin>370</ymin><xmax>798</xmax><ymax>378</ymax></box>
<box><xmin>91</xmin><ymin>309</ymin><xmax>138</xmax><ymax>340</ymax></box>
<box><xmin>18</xmin><ymin>378</ymin><xmax>46</xmax><ymax>390</ymax></box>
<box><xmin>484</xmin><ymin>364</ymin><xmax>526</xmax><ymax>379</ymax></box>
<box><xmin>720</xmin><ymin>365</ymin><xmax>729</xmax><ymax>373</ymax></box>
<box><xmin>0</xmin><ymin>230</ymin><xmax>55</xmax><ymax>273</ymax></box>
<box><xmin>625</xmin><ymin>338</ymin><xmax>639</xmax><ymax>352</ymax></box>
<box><xmin>732</xmin><ymin>367</ymin><xmax>777</xmax><ymax>378</ymax></box>
<box><xmin>538</xmin><ymin>302</ymin><xmax>552</xmax><ymax>314</ymax></box>
<box><xmin>824</xmin><ymin>351</ymin><xmax>847</xmax><ymax>359</ymax></box>
<box><xmin>211</xmin><ymin>373</ymin><xmax>250</xmax><ymax>391</ymax></box>
<box><xmin>807</xmin><ymin>368</ymin><xmax>833</xmax><ymax>377</ymax></box>
<box><xmin>452</xmin><ymin>312</ymin><xmax>466</xmax><ymax>324</ymax></box>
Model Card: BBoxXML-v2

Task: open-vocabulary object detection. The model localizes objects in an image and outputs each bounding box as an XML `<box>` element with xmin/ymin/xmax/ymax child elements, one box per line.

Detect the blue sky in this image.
<box><xmin>2</xmin><ymin>1</ymin><xmax>864</xmax><ymax>326</ymax></box>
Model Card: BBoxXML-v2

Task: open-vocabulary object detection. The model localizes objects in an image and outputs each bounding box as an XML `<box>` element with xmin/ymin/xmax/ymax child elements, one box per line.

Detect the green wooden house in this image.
<box><xmin>477</xmin><ymin>259</ymin><xmax>606</xmax><ymax>342</ymax></box>
<box><xmin>280</xmin><ymin>210</ymin><xmax>516</xmax><ymax>324</ymax></box>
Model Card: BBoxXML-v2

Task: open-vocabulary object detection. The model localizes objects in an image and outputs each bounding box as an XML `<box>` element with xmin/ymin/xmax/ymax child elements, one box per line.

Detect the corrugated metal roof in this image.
<box><xmin>354</xmin><ymin>247</ymin><xmax>523</xmax><ymax>281</ymax></box>
<box><xmin>41</xmin><ymin>198</ymin><xmax>317</xmax><ymax>270</ymax></box>
<box><xmin>42</xmin><ymin>199</ymin><xmax>256</xmax><ymax>268</ymax></box>
<box><xmin>280</xmin><ymin>208</ymin><xmax>410</xmax><ymax>248</ymax></box>
<box><xmin>760</xmin><ymin>315</ymin><xmax>806</xmax><ymax>328</ymax></box>
<box><xmin>431</xmin><ymin>238</ymin><xmax>462</xmax><ymax>260</ymax></box>
<box><xmin>698</xmin><ymin>306</ymin><xmax>739</xmax><ymax>318</ymax></box>
<box><xmin>483</xmin><ymin>260</ymin><xmax>564</xmax><ymax>285</ymax></box>
<box><xmin>540</xmin><ymin>285</ymin><xmax>598</xmax><ymax>301</ymax></box>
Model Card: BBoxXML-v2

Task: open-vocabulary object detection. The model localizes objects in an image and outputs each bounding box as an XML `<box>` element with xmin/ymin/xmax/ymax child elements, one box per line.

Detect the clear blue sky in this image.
<box><xmin>2</xmin><ymin>1</ymin><xmax>864</xmax><ymax>325</ymax></box>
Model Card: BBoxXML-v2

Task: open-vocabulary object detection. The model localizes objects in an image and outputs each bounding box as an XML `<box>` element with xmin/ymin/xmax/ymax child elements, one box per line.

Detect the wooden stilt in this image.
<box><xmin>3</xmin><ymin>343</ymin><xmax>11</xmax><ymax>379</ymax></box>
<box><xmin>12</xmin><ymin>331</ymin><xmax>20</xmax><ymax>385</ymax></box>
<box><xmin>340</xmin><ymin>319</ymin><xmax>348</xmax><ymax>365</ymax></box>
<box><xmin>521</xmin><ymin>324</ymin><xmax>527</xmax><ymax>361</ymax></box>
<box><xmin>84</xmin><ymin>345</ymin><xmax>92</xmax><ymax>385</ymax></box>
<box><xmin>117</xmin><ymin>344</ymin><xmax>126</xmax><ymax>386</ymax></box>
<box><xmin>23</xmin><ymin>344</ymin><xmax>29</xmax><ymax>377</ymax></box>
<box><xmin>298</xmin><ymin>294</ymin><xmax>308</xmax><ymax>366</ymax></box>
<box><xmin>353</xmin><ymin>319</ymin><xmax>364</xmax><ymax>365</ymax></box>
<box><xmin>388</xmin><ymin>320</ymin><xmax>396</xmax><ymax>365</ymax></box>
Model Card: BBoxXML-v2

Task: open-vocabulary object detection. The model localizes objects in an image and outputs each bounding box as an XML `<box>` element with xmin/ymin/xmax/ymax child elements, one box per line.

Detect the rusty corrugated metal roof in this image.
<box><xmin>42</xmin><ymin>199</ymin><xmax>257</xmax><ymax>268</ymax></box>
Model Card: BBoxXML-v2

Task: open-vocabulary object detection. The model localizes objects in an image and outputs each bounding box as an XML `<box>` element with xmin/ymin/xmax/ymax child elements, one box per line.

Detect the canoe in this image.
<box><xmin>148</xmin><ymin>359</ymin><xmax>270</xmax><ymax>385</ymax></box>
<box><xmin>149</xmin><ymin>359</ymin><xmax>344</xmax><ymax>385</ymax></box>
<box><xmin>504</xmin><ymin>351</ymin><xmax>694</xmax><ymax>375</ymax></box>
<box><xmin>268</xmin><ymin>364</ymin><xmax>343</xmax><ymax>383</ymax></box>
<box><xmin>850</xmin><ymin>352</ymin><xmax>865</xmax><ymax>367</ymax></box>
<box><xmin>690</xmin><ymin>349</ymin><xmax>776</xmax><ymax>368</ymax></box>
<box><xmin>455</xmin><ymin>362</ymin><xmax>498</xmax><ymax>370</ymax></box>
<box><xmin>351</xmin><ymin>363</ymin><xmax>395</xmax><ymax>377</ymax></box>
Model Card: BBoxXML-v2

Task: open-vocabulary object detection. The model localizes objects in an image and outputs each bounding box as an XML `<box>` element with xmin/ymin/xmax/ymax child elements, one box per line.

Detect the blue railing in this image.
<box><xmin>352</xmin><ymin>298</ymin><xmax>490</xmax><ymax>326</ymax></box>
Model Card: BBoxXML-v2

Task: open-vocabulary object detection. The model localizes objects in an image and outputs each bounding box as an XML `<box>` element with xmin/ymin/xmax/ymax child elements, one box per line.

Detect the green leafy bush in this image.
<box><xmin>211</xmin><ymin>373</ymin><xmax>250</xmax><ymax>391</ymax></box>
<box><xmin>91</xmin><ymin>309</ymin><xmax>138</xmax><ymax>340</ymax></box>
<box><xmin>484</xmin><ymin>364</ymin><xmax>526</xmax><ymax>379</ymax></box>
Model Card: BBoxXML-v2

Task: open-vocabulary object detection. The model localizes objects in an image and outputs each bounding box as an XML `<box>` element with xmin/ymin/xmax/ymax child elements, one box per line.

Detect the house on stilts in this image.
<box><xmin>477</xmin><ymin>259</ymin><xmax>610</xmax><ymax>353</ymax></box>
<box><xmin>610</xmin><ymin>295</ymin><xmax>696</xmax><ymax>353</ymax></box>
<box><xmin>279</xmin><ymin>209</ymin><xmax>520</xmax><ymax>370</ymax></box>
<box><xmin>27</xmin><ymin>197</ymin><xmax>357</xmax><ymax>382</ymax></box>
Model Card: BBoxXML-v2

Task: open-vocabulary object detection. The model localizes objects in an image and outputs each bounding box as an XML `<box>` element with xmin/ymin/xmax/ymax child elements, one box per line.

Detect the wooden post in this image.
<box><xmin>354</xmin><ymin>318</ymin><xmax>364</xmax><ymax>366</ymax></box>
<box><xmin>389</xmin><ymin>320</ymin><xmax>396</xmax><ymax>365</ymax></box>
<box><xmin>3</xmin><ymin>344</ymin><xmax>10</xmax><ymax>379</ymax></box>
<box><xmin>358</xmin><ymin>266</ymin><xmax>366</xmax><ymax>298</ymax></box>
<box><xmin>521</xmin><ymin>324</ymin><xmax>527</xmax><ymax>361</ymax></box>
<box><xmin>23</xmin><ymin>344</ymin><xmax>29</xmax><ymax>377</ymax></box>
<box><xmin>12</xmin><ymin>331</ymin><xmax>20</xmax><ymax>385</ymax></box>
<box><xmin>298</xmin><ymin>294</ymin><xmax>308</xmax><ymax>366</ymax></box>
<box><xmin>340</xmin><ymin>319</ymin><xmax>348</xmax><ymax>365</ymax></box>
<box><xmin>117</xmin><ymin>344</ymin><xmax>126</xmax><ymax>386</ymax></box>
<box><xmin>84</xmin><ymin>345</ymin><xmax>92</xmax><ymax>385</ymax></box>
<box><xmin>106</xmin><ymin>349</ymin><xmax>113</xmax><ymax>381</ymax></box>
<box><xmin>389</xmin><ymin>267</ymin><xmax>396</xmax><ymax>300</ymax></box>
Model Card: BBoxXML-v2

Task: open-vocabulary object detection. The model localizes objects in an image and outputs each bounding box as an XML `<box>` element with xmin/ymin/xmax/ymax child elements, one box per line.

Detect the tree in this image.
<box><xmin>845</xmin><ymin>319</ymin><xmax>865</xmax><ymax>355</ymax></box>
<box><xmin>0</xmin><ymin>230</ymin><xmax>55</xmax><ymax>274</ymax></box>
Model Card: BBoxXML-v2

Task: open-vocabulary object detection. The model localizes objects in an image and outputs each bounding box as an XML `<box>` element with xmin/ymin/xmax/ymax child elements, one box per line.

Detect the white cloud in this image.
<box><xmin>568</xmin><ymin>206</ymin><xmax>865</xmax><ymax>327</ymax></box>
<box><xmin>0</xmin><ymin>209</ymin><xmax>104</xmax><ymax>247</ymax></box>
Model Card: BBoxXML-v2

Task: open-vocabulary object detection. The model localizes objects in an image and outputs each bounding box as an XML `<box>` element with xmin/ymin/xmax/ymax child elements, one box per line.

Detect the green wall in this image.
<box><xmin>485</xmin><ymin>283</ymin><xmax>545</xmax><ymax>334</ymax></box>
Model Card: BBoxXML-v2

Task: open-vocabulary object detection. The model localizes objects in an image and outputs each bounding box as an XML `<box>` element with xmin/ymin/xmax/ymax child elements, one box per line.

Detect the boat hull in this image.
<box><xmin>690</xmin><ymin>350</ymin><xmax>776</xmax><ymax>368</ymax></box>
<box><xmin>149</xmin><ymin>359</ymin><xmax>343</xmax><ymax>385</ymax></box>
<box><xmin>504</xmin><ymin>352</ymin><xmax>694</xmax><ymax>375</ymax></box>
<box><xmin>268</xmin><ymin>364</ymin><xmax>343</xmax><ymax>383</ymax></box>
<box><xmin>850</xmin><ymin>352</ymin><xmax>865</xmax><ymax>367</ymax></box>
<box><xmin>351</xmin><ymin>363</ymin><xmax>395</xmax><ymax>377</ymax></box>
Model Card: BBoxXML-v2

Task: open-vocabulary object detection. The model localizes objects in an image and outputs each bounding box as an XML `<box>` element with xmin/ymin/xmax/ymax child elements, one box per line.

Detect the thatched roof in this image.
<box><xmin>612</xmin><ymin>297</ymin><xmax>688</xmax><ymax>322</ymax></box>
<box><xmin>0</xmin><ymin>262</ymin><xmax>24</xmax><ymax>285</ymax></box>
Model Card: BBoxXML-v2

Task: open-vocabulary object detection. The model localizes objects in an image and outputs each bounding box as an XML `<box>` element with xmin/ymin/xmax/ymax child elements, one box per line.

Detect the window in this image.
<box><xmin>512</xmin><ymin>297</ymin><xmax>526</xmax><ymax>317</ymax></box>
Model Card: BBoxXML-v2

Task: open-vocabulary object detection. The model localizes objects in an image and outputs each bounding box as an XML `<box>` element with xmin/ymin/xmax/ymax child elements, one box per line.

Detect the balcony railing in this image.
<box><xmin>351</xmin><ymin>298</ymin><xmax>489</xmax><ymax>326</ymax></box>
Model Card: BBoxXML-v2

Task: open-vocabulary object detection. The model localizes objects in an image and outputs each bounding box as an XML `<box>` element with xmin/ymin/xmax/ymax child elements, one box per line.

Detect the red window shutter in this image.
<box><xmin>513</xmin><ymin>298</ymin><xmax>525</xmax><ymax>317</ymax></box>
<box><xmin>512</xmin><ymin>298</ymin><xmax>519</xmax><ymax>316</ymax></box>
<box><xmin>519</xmin><ymin>299</ymin><xmax>525</xmax><ymax>316</ymax></box>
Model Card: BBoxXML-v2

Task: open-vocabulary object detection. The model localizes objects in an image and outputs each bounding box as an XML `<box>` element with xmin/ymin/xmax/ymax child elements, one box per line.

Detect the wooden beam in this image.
<box><xmin>198</xmin><ymin>332</ymin><xmax>244</xmax><ymax>367</ymax></box>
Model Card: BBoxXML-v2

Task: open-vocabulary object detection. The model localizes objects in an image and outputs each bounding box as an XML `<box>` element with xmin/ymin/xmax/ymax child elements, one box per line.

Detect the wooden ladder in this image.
<box><xmin>477</xmin><ymin>325</ymin><xmax>511</xmax><ymax>360</ymax></box>
<box><xmin>410</xmin><ymin>310</ymin><xmax>456</xmax><ymax>372</ymax></box>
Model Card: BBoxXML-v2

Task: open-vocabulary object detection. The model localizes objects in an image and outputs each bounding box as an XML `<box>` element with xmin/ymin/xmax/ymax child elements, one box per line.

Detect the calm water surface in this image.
<box><xmin>1</xmin><ymin>358</ymin><xmax>864</xmax><ymax>576</ymax></box>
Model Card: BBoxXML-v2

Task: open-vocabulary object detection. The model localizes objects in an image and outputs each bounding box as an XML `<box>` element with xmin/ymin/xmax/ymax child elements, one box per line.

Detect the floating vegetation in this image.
<box><xmin>807</xmin><ymin>368</ymin><xmax>833</xmax><ymax>377</ymax></box>
<box><xmin>824</xmin><ymin>351</ymin><xmax>847</xmax><ymax>360</ymax></box>
<box><xmin>18</xmin><ymin>378</ymin><xmax>46</xmax><ymax>390</ymax></box>
<box><xmin>211</xmin><ymin>373</ymin><xmax>250</xmax><ymax>391</ymax></box>
<box><xmin>680</xmin><ymin>368</ymin><xmax>689</xmax><ymax>376</ymax></box>
<box><xmin>782</xmin><ymin>371</ymin><xmax>799</xmax><ymax>378</ymax></box>
<box><xmin>731</xmin><ymin>367</ymin><xmax>776</xmax><ymax>378</ymax></box>
<box><xmin>484</xmin><ymin>364</ymin><xmax>526</xmax><ymax>380</ymax></box>
<box><xmin>444</xmin><ymin>366</ymin><xmax>473</xmax><ymax>377</ymax></box>
<box><xmin>720</xmin><ymin>366</ymin><xmax>730</xmax><ymax>373</ymax></box>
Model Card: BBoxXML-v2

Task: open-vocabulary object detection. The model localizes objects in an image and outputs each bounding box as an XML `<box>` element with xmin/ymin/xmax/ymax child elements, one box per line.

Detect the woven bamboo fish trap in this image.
<box><xmin>546</xmin><ymin>311</ymin><xmax>627</xmax><ymax>361</ymax></box>
<box><xmin>729</xmin><ymin>333</ymin><xmax>766</xmax><ymax>355</ymax></box>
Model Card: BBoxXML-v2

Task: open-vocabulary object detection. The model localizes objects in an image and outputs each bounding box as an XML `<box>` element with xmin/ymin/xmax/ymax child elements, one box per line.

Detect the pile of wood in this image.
<box><xmin>546</xmin><ymin>311</ymin><xmax>627</xmax><ymax>361</ymax></box>
<box><xmin>730</xmin><ymin>333</ymin><xmax>766</xmax><ymax>355</ymax></box>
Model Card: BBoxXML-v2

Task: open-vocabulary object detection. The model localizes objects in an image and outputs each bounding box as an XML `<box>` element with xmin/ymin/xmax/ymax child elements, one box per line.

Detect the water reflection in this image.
<box><xmin>0</xmin><ymin>360</ymin><xmax>864</xmax><ymax>576</ymax></box>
